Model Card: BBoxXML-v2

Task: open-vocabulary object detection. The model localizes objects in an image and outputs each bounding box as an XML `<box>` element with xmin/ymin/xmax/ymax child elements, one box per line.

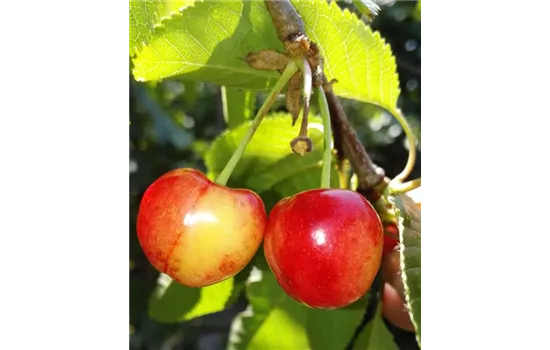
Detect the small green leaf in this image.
<box><xmin>228</xmin><ymin>267</ymin><xmax>372</xmax><ymax>350</ymax></box>
<box><xmin>129</xmin><ymin>0</ymin><xmax>162</xmax><ymax>56</ymax></box>
<box><xmin>148</xmin><ymin>274</ymin><xmax>233</xmax><ymax>323</ymax></box>
<box><xmin>221</xmin><ymin>86</ymin><xmax>256</xmax><ymax>129</ymax></box>
<box><xmin>132</xmin><ymin>1</ymin><xmax>282</xmax><ymax>89</ymax></box>
<box><xmin>394</xmin><ymin>194</ymin><xmax>421</xmax><ymax>346</ymax></box>
<box><xmin>292</xmin><ymin>0</ymin><xmax>401</xmax><ymax>110</ymax></box>
<box><xmin>204</xmin><ymin>113</ymin><xmax>338</xmax><ymax>193</ymax></box>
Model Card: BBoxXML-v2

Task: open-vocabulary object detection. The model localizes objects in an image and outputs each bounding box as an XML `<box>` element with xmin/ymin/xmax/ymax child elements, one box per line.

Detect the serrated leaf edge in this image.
<box><xmin>395</xmin><ymin>194</ymin><xmax>421</xmax><ymax>347</ymax></box>
<box><xmin>296</xmin><ymin>0</ymin><xmax>401</xmax><ymax>110</ymax></box>
<box><xmin>130</xmin><ymin>0</ymin><xmax>163</xmax><ymax>57</ymax></box>
<box><xmin>131</xmin><ymin>0</ymin><xmax>278</xmax><ymax>83</ymax></box>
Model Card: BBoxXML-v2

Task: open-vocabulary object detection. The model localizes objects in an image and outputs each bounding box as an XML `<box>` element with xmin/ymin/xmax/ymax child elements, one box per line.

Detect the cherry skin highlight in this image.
<box><xmin>137</xmin><ymin>168</ymin><xmax>266</xmax><ymax>287</ymax></box>
<box><xmin>263</xmin><ymin>189</ymin><xmax>384</xmax><ymax>309</ymax></box>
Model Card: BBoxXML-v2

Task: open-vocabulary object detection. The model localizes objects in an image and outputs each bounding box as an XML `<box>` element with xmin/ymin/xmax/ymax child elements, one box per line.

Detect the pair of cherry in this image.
<box><xmin>137</xmin><ymin>167</ymin><xmax>385</xmax><ymax>309</ymax></box>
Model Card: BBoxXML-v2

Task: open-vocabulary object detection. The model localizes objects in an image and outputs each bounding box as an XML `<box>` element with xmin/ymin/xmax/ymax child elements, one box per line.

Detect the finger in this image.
<box><xmin>382</xmin><ymin>282</ymin><xmax>415</xmax><ymax>332</ymax></box>
<box><xmin>381</xmin><ymin>248</ymin><xmax>405</xmax><ymax>299</ymax></box>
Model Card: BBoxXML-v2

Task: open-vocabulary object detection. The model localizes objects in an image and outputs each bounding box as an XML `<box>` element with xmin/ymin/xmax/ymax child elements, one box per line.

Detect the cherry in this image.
<box><xmin>263</xmin><ymin>189</ymin><xmax>384</xmax><ymax>309</ymax></box>
<box><xmin>137</xmin><ymin>168</ymin><xmax>266</xmax><ymax>287</ymax></box>
<box><xmin>383</xmin><ymin>223</ymin><xmax>400</xmax><ymax>255</ymax></box>
<box><xmin>136</xmin><ymin>62</ymin><xmax>301</xmax><ymax>288</ymax></box>
<box><xmin>384</xmin><ymin>236</ymin><xmax>399</xmax><ymax>254</ymax></box>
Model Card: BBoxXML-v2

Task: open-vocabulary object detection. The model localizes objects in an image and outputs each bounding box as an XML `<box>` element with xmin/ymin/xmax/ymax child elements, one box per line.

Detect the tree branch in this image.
<box><xmin>263</xmin><ymin>0</ymin><xmax>386</xmax><ymax>192</ymax></box>
<box><xmin>324</xmin><ymin>86</ymin><xmax>385</xmax><ymax>189</ymax></box>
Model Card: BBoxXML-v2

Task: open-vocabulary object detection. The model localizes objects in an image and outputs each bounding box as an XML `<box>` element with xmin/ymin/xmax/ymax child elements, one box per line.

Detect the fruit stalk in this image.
<box><xmin>389</xmin><ymin>177</ymin><xmax>421</xmax><ymax>194</ymax></box>
<box><xmin>317</xmin><ymin>85</ymin><xmax>333</xmax><ymax>189</ymax></box>
<box><xmin>290</xmin><ymin>58</ymin><xmax>313</xmax><ymax>155</ymax></box>
<box><xmin>215</xmin><ymin>60</ymin><xmax>299</xmax><ymax>186</ymax></box>
<box><xmin>388</xmin><ymin>107</ymin><xmax>417</xmax><ymax>183</ymax></box>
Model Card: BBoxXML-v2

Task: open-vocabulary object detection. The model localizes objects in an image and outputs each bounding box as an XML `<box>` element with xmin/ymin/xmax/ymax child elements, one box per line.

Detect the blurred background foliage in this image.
<box><xmin>130</xmin><ymin>1</ymin><xmax>420</xmax><ymax>349</ymax></box>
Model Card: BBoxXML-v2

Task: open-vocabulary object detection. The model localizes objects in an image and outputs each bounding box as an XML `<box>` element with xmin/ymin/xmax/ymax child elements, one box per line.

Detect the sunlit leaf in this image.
<box><xmin>132</xmin><ymin>0</ymin><xmax>401</xmax><ymax>110</ymax></box>
<box><xmin>159</xmin><ymin>0</ymin><xmax>195</xmax><ymax>17</ymax></box>
<box><xmin>293</xmin><ymin>0</ymin><xmax>400</xmax><ymax>110</ymax></box>
<box><xmin>129</xmin><ymin>0</ymin><xmax>162</xmax><ymax>56</ymax></box>
<box><xmin>394</xmin><ymin>194</ymin><xmax>421</xmax><ymax>346</ymax></box>
<box><xmin>148</xmin><ymin>274</ymin><xmax>233</xmax><ymax>323</ymax></box>
<box><xmin>204</xmin><ymin>113</ymin><xmax>338</xmax><ymax>195</ymax></box>
<box><xmin>228</xmin><ymin>267</ymin><xmax>372</xmax><ymax>350</ymax></box>
<box><xmin>132</xmin><ymin>1</ymin><xmax>282</xmax><ymax>89</ymax></box>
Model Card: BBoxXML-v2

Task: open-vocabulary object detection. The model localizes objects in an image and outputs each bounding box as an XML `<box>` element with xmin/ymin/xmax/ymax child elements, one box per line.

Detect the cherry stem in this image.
<box><xmin>388</xmin><ymin>177</ymin><xmax>421</xmax><ymax>194</ymax></box>
<box><xmin>215</xmin><ymin>60</ymin><xmax>299</xmax><ymax>186</ymax></box>
<box><xmin>317</xmin><ymin>85</ymin><xmax>333</xmax><ymax>189</ymax></box>
<box><xmin>301</xmin><ymin>57</ymin><xmax>312</xmax><ymax>137</ymax></box>
<box><xmin>290</xmin><ymin>58</ymin><xmax>313</xmax><ymax>156</ymax></box>
<box><xmin>298</xmin><ymin>58</ymin><xmax>312</xmax><ymax>138</ymax></box>
<box><xmin>390</xmin><ymin>107</ymin><xmax>417</xmax><ymax>183</ymax></box>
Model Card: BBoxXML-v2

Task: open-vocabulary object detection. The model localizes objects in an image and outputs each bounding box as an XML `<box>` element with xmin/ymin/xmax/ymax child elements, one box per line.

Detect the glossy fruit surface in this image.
<box><xmin>137</xmin><ymin>168</ymin><xmax>266</xmax><ymax>287</ymax></box>
<box><xmin>263</xmin><ymin>189</ymin><xmax>383</xmax><ymax>309</ymax></box>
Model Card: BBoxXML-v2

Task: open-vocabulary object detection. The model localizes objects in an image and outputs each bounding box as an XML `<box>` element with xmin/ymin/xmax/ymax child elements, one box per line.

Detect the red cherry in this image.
<box><xmin>137</xmin><ymin>168</ymin><xmax>266</xmax><ymax>287</ymax></box>
<box><xmin>384</xmin><ymin>236</ymin><xmax>399</xmax><ymax>254</ymax></box>
<box><xmin>263</xmin><ymin>189</ymin><xmax>384</xmax><ymax>309</ymax></box>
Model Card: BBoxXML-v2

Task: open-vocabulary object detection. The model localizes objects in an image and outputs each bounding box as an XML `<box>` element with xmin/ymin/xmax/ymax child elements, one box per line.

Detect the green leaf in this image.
<box><xmin>148</xmin><ymin>274</ymin><xmax>234</xmax><ymax>323</ymax></box>
<box><xmin>159</xmin><ymin>0</ymin><xmax>195</xmax><ymax>17</ymax></box>
<box><xmin>204</xmin><ymin>113</ymin><xmax>338</xmax><ymax>195</ymax></box>
<box><xmin>366</xmin><ymin>307</ymin><xmax>398</xmax><ymax>350</ymax></box>
<box><xmin>292</xmin><ymin>0</ymin><xmax>400</xmax><ymax>110</ymax></box>
<box><xmin>394</xmin><ymin>194</ymin><xmax>421</xmax><ymax>346</ymax></box>
<box><xmin>132</xmin><ymin>1</ymin><xmax>282</xmax><ymax>89</ymax></box>
<box><xmin>224</xmin><ymin>262</ymin><xmax>254</xmax><ymax>308</ymax></box>
<box><xmin>228</xmin><ymin>267</ymin><xmax>309</xmax><ymax>350</ymax></box>
<box><xmin>132</xmin><ymin>0</ymin><xmax>401</xmax><ymax>111</ymax></box>
<box><xmin>221</xmin><ymin>86</ymin><xmax>256</xmax><ymax>129</ymax></box>
<box><xmin>129</xmin><ymin>0</ymin><xmax>162</xmax><ymax>56</ymax></box>
<box><xmin>306</xmin><ymin>298</ymin><xmax>371</xmax><ymax>350</ymax></box>
<box><xmin>228</xmin><ymin>267</ymin><xmax>372</xmax><ymax>350</ymax></box>
<box><xmin>414</xmin><ymin>1</ymin><xmax>421</xmax><ymax>21</ymax></box>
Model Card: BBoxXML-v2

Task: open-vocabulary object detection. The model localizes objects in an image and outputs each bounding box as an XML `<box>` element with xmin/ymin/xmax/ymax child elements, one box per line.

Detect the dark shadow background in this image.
<box><xmin>130</xmin><ymin>1</ymin><xmax>420</xmax><ymax>349</ymax></box>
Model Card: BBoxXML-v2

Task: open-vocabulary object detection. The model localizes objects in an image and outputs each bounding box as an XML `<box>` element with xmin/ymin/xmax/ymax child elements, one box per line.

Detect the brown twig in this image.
<box><xmin>323</xmin><ymin>86</ymin><xmax>385</xmax><ymax>190</ymax></box>
<box><xmin>263</xmin><ymin>0</ymin><xmax>386</xmax><ymax>192</ymax></box>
